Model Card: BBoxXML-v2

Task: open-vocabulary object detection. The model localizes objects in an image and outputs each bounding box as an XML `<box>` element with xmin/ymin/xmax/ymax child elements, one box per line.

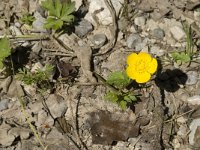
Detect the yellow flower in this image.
<box><xmin>126</xmin><ymin>52</ymin><xmax>158</xmax><ymax>83</ymax></box>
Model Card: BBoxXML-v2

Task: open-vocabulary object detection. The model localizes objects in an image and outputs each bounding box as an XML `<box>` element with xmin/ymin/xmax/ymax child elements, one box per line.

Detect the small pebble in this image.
<box><xmin>152</xmin><ymin>28</ymin><xmax>165</xmax><ymax>39</ymax></box>
<box><xmin>75</xmin><ymin>19</ymin><xmax>93</xmax><ymax>37</ymax></box>
<box><xmin>92</xmin><ymin>34</ymin><xmax>107</xmax><ymax>48</ymax></box>
<box><xmin>32</xmin><ymin>11</ymin><xmax>47</xmax><ymax>32</ymax></box>
<box><xmin>126</xmin><ymin>34</ymin><xmax>142</xmax><ymax>49</ymax></box>
<box><xmin>0</xmin><ymin>99</ymin><xmax>10</xmax><ymax>111</ymax></box>
<box><xmin>150</xmin><ymin>46</ymin><xmax>165</xmax><ymax>56</ymax></box>
<box><xmin>186</xmin><ymin>71</ymin><xmax>198</xmax><ymax>85</ymax></box>
<box><xmin>170</xmin><ymin>26</ymin><xmax>186</xmax><ymax>41</ymax></box>
<box><xmin>187</xmin><ymin>95</ymin><xmax>200</xmax><ymax>105</ymax></box>
<box><xmin>189</xmin><ymin>118</ymin><xmax>200</xmax><ymax>146</ymax></box>
<box><xmin>134</xmin><ymin>16</ymin><xmax>146</xmax><ymax>27</ymax></box>
<box><xmin>0</xmin><ymin>20</ymin><xmax>6</xmax><ymax>29</ymax></box>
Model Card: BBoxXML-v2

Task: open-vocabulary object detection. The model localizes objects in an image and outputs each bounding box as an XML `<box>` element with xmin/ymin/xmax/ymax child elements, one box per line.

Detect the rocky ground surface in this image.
<box><xmin>0</xmin><ymin>0</ymin><xmax>200</xmax><ymax>150</ymax></box>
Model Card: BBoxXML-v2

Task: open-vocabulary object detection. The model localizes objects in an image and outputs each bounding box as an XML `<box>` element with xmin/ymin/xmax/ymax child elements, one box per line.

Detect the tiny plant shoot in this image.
<box><xmin>41</xmin><ymin>0</ymin><xmax>75</xmax><ymax>31</ymax></box>
<box><xmin>20</xmin><ymin>13</ymin><xmax>36</xmax><ymax>25</ymax></box>
<box><xmin>105</xmin><ymin>71</ymin><xmax>136</xmax><ymax>110</ymax></box>
<box><xmin>171</xmin><ymin>22</ymin><xmax>193</xmax><ymax>66</ymax></box>
<box><xmin>17</xmin><ymin>64</ymin><xmax>54</xmax><ymax>90</ymax></box>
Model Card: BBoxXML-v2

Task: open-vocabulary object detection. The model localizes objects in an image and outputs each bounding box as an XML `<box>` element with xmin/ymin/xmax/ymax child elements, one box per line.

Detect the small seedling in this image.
<box><xmin>20</xmin><ymin>13</ymin><xmax>35</xmax><ymax>25</ymax></box>
<box><xmin>171</xmin><ymin>52</ymin><xmax>191</xmax><ymax>65</ymax></box>
<box><xmin>171</xmin><ymin>23</ymin><xmax>193</xmax><ymax>66</ymax></box>
<box><xmin>17</xmin><ymin>64</ymin><xmax>54</xmax><ymax>90</ymax></box>
<box><xmin>41</xmin><ymin>0</ymin><xmax>75</xmax><ymax>31</ymax></box>
<box><xmin>0</xmin><ymin>37</ymin><xmax>11</xmax><ymax>69</ymax></box>
<box><xmin>104</xmin><ymin>71</ymin><xmax>137</xmax><ymax>110</ymax></box>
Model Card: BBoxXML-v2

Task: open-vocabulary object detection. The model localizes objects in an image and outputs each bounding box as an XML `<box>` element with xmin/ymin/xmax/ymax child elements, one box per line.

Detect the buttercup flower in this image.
<box><xmin>126</xmin><ymin>52</ymin><xmax>158</xmax><ymax>83</ymax></box>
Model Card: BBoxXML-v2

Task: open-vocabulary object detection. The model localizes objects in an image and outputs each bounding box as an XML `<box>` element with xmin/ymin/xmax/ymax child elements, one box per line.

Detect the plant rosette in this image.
<box><xmin>126</xmin><ymin>52</ymin><xmax>158</xmax><ymax>83</ymax></box>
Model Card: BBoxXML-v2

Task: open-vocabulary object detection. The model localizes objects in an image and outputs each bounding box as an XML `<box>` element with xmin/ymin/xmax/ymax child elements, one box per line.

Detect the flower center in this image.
<box><xmin>136</xmin><ymin>60</ymin><xmax>146</xmax><ymax>73</ymax></box>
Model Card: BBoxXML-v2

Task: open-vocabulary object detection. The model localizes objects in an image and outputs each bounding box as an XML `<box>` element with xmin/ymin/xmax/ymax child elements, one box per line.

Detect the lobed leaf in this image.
<box><xmin>55</xmin><ymin>0</ymin><xmax>62</xmax><ymax>18</ymax></box>
<box><xmin>61</xmin><ymin>15</ymin><xmax>74</xmax><ymax>23</ymax></box>
<box><xmin>171</xmin><ymin>52</ymin><xmax>191</xmax><ymax>64</ymax></box>
<box><xmin>106</xmin><ymin>71</ymin><xmax>131</xmax><ymax>89</ymax></box>
<box><xmin>41</xmin><ymin>0</ymin><xmax>56</xmax><ymax>16</ymax></box>
<box><xmin>124</xmin><ymin>94</ymin><xmax>137</xmax><ymax>103</ymax></box>
<box><xmin>44</xmin><ymin>17</ymin><xmax>63</xmax><ymax>30</ymax></box>
<box><xmin>119</xmin><ymin>101</ymin><xmax>127</xmax><ymax>110</ymax></box>
<box><xmin>105</xmin><ymin>92</ymin><xmax>118</xmax><ymax>103</ymax></box>
<box><xmin>61</xmin><ymin>1</ymin><xmax>75</xmax><ymax>17</ymax></box>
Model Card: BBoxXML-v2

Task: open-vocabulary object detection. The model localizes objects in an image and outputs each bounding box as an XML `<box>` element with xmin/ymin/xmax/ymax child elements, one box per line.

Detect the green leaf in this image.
<box><xmin>124</xmin><ymin>94</ymin><xmax>137</xmax><ymax>103</ymax></box>
<box><xmin>21</xmin><ymin>14</ymin><xmax>35</xmax><ymax>25</ymax></box>
<box><xmin>41</xmin><ymin>0</ymin><xmax>55</xmax><ymax>16</ymax></box>
<box><xmin>106</xmin><ymin>71</ymin><xmax>131</xmax><ymax>89</ymax></box>
<box><xmin>61</xmin><ymin>1</ymin><xmax>75</xmax><ymax>17</ymax></box>
<box><xmin>0</xmin><ymin>37</ymin><xmax>11</xmax><ymax>69</ymax></box>
<box><xmin>44</xmin><ymin>17</ymin><xmax>63</xmax><ymax>30</ymax></box>
<box><xmin>0</xmin><ymin>37</ymin><xmax>11</xmax><ymax>58</ymax></box>
<box><xmin>171</xmin><ymin>52</ymin><xmax>191</xmax><ymax>64</ymax></box>
<box><xmin>0</xmin><ymin>61</ymin><xmax>3</xmax><ymax>69</ymax></box>
<box><xmin>61</xmin><ymin>15</ymin><xmax>74</xmax><ymax>23</ymax></box>
<box><xmin>179</xmin><ymin>52</ymin><xmax>191</xmax><ymax>62</ymax></box>
<box><xmin>55</xmin><ymin>0</ymin><xmax>62</xmax><ymax>18</ymax></box>
<box><xmin>105</xmin><ymin>92</ymin><xmax>118</xmax><ymax>103</ymax></box>
<box><xmin>119</xmin><ymin>101</ymin><xmax>127</xmax><ymax>110</ymax></box>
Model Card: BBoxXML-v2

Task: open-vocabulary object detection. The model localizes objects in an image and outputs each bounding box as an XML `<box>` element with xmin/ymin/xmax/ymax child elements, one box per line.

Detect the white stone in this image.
<box><xmin>9</xmin><ymin>25</ymin><xmax>22</xmax><ymax>36</ymax></box>
<box><xmin>189</xmin><ymin>118</ymin><xmax>200</xmax><ymax>145</ymax></box>
<box><xmin>46</xmin><ymin>94</ymin><xmax>68</xmax><ymax>118</ymax></box>
<box><xmin>159</xmin><ymin>18</ymin><xmax>183</xmax><ymax>45</ymax></box>
<box><xmin>134</xmin><ymin>16</ymin><xmax>146</xmax><ymax>27</ymax></box>
<box><xmin>0</xmin><ymin>124</ymin><xmax>15</xmax><ymax>146</ymax></box>
<box><xmin>177</xmin><ymin>125</ymin><xmax>188</xmax><ymax>137</ymax></box>
<box><xmin>146</xmin><ymin>19</ymin><xmax>158</xmax><ymax>30</ymax></box>
<box><xmin>150</xmin><ymin>46</ymin><xmax>165</xmax><ymax>56</ymax></box>
<box><xmin>187</xmin><ymin>95</ymin><xmax>200</xmax><ymax>105</ymax></box>
<box><xmin>32</xmin><ymin>11</ymin><xmax>47</xmax><ymax>32</ymax></box>
<box><xmin>31</xmin><ymin>62</ymin><xmax>43</xmax><ymax>73</ymax></box>
<box><xmin>186</xmin><ymin>71</ymin><xmax>198</xmax><ymax>85</ymax></box>
<box><xmin>194</xmin><ymin>11</ymin><xmax>200</xmax><ymax>22</ymax></box>
<box><xmin>177</xmin><ymin>116</ymin><xmax>187</xmax><ymax>124</ymax></box>
<box><xmin>85</xmin><ymin>0</ymin><xmax>124</xmax><ymax>26</ymax></box>
<box><xmin>173</xmin><ymin>137</ymin><xmax>181</xmax><ymax>149</ymax></box>
<box><xmin>170</xmin><ymin>26</ymin><xmax>186</xmax><ymax>41</ymax></box>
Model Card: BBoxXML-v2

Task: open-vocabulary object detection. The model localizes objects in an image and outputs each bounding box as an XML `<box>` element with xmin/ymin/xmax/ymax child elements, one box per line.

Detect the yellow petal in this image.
<box><xmin>135</xmin><ymin>72</ymin><xmax>151</xmax><ymax>83</ymax></box>
<box><xmin>127</xmin><ymin>53</ymin><xmax>138</xmax><ymax>66</ymax></box>
<box><xmin>126</xmin><ymin>66</ymin><xmax>137</xmax><ymax>80</ymax></box>
<box><xmin>138</xmin><ymin>52</ymin><xmax>151</xmax><ymax>63</ymax></box>
<box><xmin>147</xmin><ymin>58</ymin><xmax>158</xmax><ymax>74</ymax></box>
